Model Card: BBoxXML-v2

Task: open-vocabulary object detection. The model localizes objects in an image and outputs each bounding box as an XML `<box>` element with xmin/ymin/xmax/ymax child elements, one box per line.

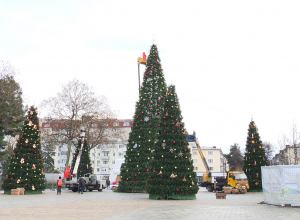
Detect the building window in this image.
<box><xmin>118</xmin><ymin>153</ymin><xmax>122</xmax><ymax>157</ymax></box>
<box><xmin>208</xmin><ymin>159</ymin><xmax>213</xmax><ymax>163</ymax></box>
<box><xmin>208</xmin><ymin>151</ymin><xmax>213</xmax><ymax>155</ymax></box>
<box><xmin>97</xmin><ymin>160</ymin><xmax>100</xmax><ymax>165</ymax></box>
<box><xmin>92</xmin><ymin>153</ymin><xmax>95</xmax><ymax>156</ymax></box>
<box><xmin>193</xmin><ymin>159</ymin><xmax>197</xmax><ymax>163</ymax></box>
<box><xmin>113</xmin><ymin>153</ymin><xmax>115</xmax><ymax>156</ymax></box>
<box><xmin>91</xmin><ymin>161</ymin><xmax>94</xmax><ymax>164</ymax></box>
<box><xmin>97</xmin><ymin>168</ymin><xmax>100</xmax><ymax>172</ymax></box>
<box><xmin>112</xmin><ymin>160</ymin><xmax>115</xmax><ymax>164</ymax></box>
<box><xmin>195</xmin><ymin>167</ymin><xmax>198</xmax><ymax>171</ymax></box>
<box><xmin>58</xmin><ymin>153</ymin><xmax>61</xmax><ymax>156</ymax></box>
<box><xmin>104</xmin><ymin>152</ymin><xmax>108</xmax><ymax>156</ymax></box>
<box><xmin>209</xmin><ymin>167</ymin><xmax>214</xmax><ymax>171</ymax></box>
<box><xmin>58</xmin><ymin>160</ymin><xmax>60</xmax><ymax>164</ymax></box>
<box><xmin>119</xmin><ymin>145</ymin><xmax>123</xmax><ymax>148</ymax></box>
<box><xmin>113</xmin><ymin>122</ymin><xmax>119</xmax><ymax>126</ymax></box>
<box><xmin>193</xmin><ymin>152</ymin><xmax>197</xmax><ymax>155</ymax></box>
<box><xmin>98</xmin><ymin>153</ymin><xmax>100</xmax><ymax>156</ymax></box>
<box><xmin>123</xmin><ymin>122</ymin><xmax>130</xmax><ymax>126</ymax></box>
<box><xmin>103</xmin><ymin>161</ymin><xmax>108</xmax><ymax>164</ymax></box>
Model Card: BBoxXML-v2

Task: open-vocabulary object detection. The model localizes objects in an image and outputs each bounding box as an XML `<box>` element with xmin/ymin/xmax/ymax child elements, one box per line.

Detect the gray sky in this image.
<box><xmin>1</xmin><ymin>0</ymin><xmax>300</xmax><ymax>154</ymax></box>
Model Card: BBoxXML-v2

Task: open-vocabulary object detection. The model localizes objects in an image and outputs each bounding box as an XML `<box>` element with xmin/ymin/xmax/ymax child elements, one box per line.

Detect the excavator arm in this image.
<box><xmin>72</xmin><ymin>128</ymin><xmax>85</xmax><ymax>177</ymax></box>
<box><xmin>188</xmin><ymin>132</ymin><xmax>212</xmax><ymax>183</ymax></box>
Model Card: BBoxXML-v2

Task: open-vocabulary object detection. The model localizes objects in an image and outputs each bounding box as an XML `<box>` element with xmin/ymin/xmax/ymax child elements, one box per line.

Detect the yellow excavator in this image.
<box><xmin>188</xmin><ymin>132</ymin><xmax>249</xmax><ymax>193</ymax></box>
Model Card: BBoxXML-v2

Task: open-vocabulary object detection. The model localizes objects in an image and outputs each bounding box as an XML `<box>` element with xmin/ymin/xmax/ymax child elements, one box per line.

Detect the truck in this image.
<box><xmin>65</xmin><ymin>129</ymin><xmax>104</xmax><ymax>192</ymax></box>
<box><xmin>188</xmin><ymin>132</ymin><xmax>249</xmax><ymax>193</ymax></box>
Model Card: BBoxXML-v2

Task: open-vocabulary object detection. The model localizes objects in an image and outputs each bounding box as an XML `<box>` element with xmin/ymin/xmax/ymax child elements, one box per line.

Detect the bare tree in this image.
<box><xmin>41</xmin><ymin>79</ymin><xmax>118</xmax><ymax>173</ymax></box>
<box><xmin>278</xmin><ymin>122</ymin><xmax>299</xmax><ymax>165</ymax></box>
<box><xmin>40</xmin><ymin>126</ymin><xmax>56</xmax><ymax>173</ymax></box>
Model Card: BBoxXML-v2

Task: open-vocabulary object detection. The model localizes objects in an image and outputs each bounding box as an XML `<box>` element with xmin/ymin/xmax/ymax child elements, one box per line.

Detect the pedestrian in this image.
<box><xmin>77</xmin><ymin>178</ymin><xmax>80</xmax><ymax>193</ymax></box>
<box><xmin>57</xmin><ymin>176</ymin><xmax>62</xmax><ymax>195</ymax></box>
<box><xmin>78</xmin><ymin>177</ymin><xmax>85</xmax><ymax>194</ymax></box>
<box><xmin>106</xmin><ymin>178</ymin><xmax>110</xmax><ymax>190</ymax></box>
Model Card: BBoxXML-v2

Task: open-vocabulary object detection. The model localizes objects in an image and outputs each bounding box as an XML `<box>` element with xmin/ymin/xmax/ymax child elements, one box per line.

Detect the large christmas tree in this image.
<box><xmin>243</xmin><ymin>120</ymin><xmax>268</xmax><ymax>191</ymax></box>
<box><xmin>70</xmin><ymin>138</ymin><xmax>93</xmax><ymax>178</ymax></box>
<box><xmin>2</xmin><ymin>106</ymin><xmax>46</xmax><ymax>194</ymax></box>
<box><xmin>118</xmin><ymin>44</ymin><xmax>167</xmax><ymax>192</ymax></box>
<box><xmin>147</xmin><ymin>85</ymin><xmax>199</xmax><ymax>200</ymax></box>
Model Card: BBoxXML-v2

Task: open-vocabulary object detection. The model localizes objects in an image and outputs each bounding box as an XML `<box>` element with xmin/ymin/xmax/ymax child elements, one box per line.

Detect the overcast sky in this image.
<box><xmin>1</xmin><ymin>0</ymin><xmax>300</xmax><ymax>154</ymax></box>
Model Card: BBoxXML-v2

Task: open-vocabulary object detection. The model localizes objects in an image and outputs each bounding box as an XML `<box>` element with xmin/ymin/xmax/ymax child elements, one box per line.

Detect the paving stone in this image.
<box><xmin>0</xmin><ymin>188</ymin><xmax>299</xmax><ymax>220</ymax></box>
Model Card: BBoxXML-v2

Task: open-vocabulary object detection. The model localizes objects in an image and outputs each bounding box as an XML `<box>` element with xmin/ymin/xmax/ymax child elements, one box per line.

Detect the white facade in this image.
<box><xmin>40</xmin><ymin>118</ymin><xmax>132</xmax><ymax>177</ymax></box>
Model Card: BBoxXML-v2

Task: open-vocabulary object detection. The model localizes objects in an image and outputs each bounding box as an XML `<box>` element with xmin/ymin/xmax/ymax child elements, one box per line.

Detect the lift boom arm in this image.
<box><xmin>193</xmin><ymin>137</ymin><xmax>210</xmax><ymax>174</ymax></box>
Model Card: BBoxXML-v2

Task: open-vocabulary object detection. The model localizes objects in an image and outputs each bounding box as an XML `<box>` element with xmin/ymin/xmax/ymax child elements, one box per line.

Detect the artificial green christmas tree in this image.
<box><xmin>2</xmin><ymin>106</ymin><xmax>46</xmax><ymax>194</ymax></box>
<box><xmin>70</xmin><ymin>138</ymin><xmax>93</xmax><ymax>178</ymax></box>
<box><xmin>118</xmin><ymin>44</ymin><xmax>167</xmax><ymax>192</ymax></box>
<box><xmin>147</xmin><ymin>85</ymin><xmax>199</xmax><ymax>200</ymax></box>
<box><xmin>243</xmin><ymin>120</ymin><xmax>268</xmax><ymax>191</ymax></box>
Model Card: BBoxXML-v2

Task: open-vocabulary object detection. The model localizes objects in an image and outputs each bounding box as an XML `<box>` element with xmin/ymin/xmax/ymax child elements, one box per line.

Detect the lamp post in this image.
<box><xmin>137</xmin><ymin>53</ymin><xmax>147</xmax><ymax>95</ymax></box>
<box><xmin>138</xmin><ymin>63</ymin><xmax>141</xmax><ymax>94</ymax></box>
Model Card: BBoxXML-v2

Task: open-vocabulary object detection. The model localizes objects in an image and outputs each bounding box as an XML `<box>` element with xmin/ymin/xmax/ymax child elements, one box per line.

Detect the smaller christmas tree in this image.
<box><xmin>243</xmin><ymin>120</ymin><xmax>268</xmax><ymax>191</ymax></box>
<box><xmin>2</xmin><ymin>106</ymin><xmax>46</xmax><ymax>194</ymax></box>
<box><xmin>70</xmin><ymin>138</ymin><xmax>93</xmax><ymax>178</ymax></box>
<box><xmin>147</xmin><ymin>85</ymin><xmax>199</xmax><ymax>200</ymax></box>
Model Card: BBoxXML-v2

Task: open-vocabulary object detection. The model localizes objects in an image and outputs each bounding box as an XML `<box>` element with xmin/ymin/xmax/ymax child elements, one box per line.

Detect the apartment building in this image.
<box><xmin>40</xmin><ymin>118</ymin><xmax>133</xmax><ymax>177</ymax></box>
<box><xmin>189</xmin><ymin>142</ymin><xmax>227</xmax><ymax>172</ymax></box>
<box><xmin>271</xmin><ymin>145</ymin><xmax>300</xmax><ymax>165</ymax></box>
<box><xmin>188</xmin><ymin>135</ymin><xmax>228</xmax><ymax>182</ymax></box>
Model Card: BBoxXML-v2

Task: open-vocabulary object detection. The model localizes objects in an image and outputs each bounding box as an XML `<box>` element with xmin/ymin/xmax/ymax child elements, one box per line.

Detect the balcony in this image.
<box><xmin>100</xmin><ymin>156</ymin><xmax>110</xmax><ymax>160</ymax></box>
<box><xmin>99</xmin><ymin>170</ymin><xmax>110</xmax><ymax>175</ymax></box>
<box><xmin>101</xmin><ymin>148</ymin><xmax>110</xmax><ymax>152</ymax></box>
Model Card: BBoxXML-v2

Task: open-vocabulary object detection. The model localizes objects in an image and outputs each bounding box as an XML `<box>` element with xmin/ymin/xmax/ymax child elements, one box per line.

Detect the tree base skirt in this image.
<box><xmin>247</xmin><ymin>189</ymin><xmax>262</xmax><ymax>192</ymax></box>
<box><xmin>115</xmin><ymin>190</ymin><xmax>147</xmax><ymax>193</ymax></box>
<box><xmin>149</xmin><ymin>194</ymin><xmax>196</xmax><ymax>200</ymax></box>
<box><xmin>4</xmin><ymin>190</ymin><xmax>43</xmax><ymax>195</ymax></box>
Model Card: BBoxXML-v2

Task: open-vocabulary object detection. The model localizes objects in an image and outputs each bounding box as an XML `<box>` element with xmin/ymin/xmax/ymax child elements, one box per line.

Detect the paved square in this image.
<box><xmin>0</xmin><ymin>188</ymin><xmax>299</xmax><ymax>220</ymax></box>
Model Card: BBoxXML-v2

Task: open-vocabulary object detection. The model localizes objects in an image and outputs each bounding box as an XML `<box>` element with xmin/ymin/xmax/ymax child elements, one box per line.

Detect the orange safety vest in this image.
<box><xmin>57</xmin><ymin>179</ymin><xmax>63</xmax><ymax>186</ymax></box>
